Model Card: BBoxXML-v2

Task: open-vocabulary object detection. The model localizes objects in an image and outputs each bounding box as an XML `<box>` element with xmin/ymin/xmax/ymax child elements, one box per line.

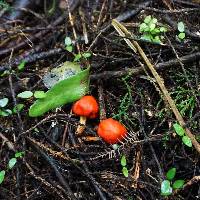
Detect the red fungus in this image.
<box><xmin>72</xmin><ymin>95</ymin><xmax>99</xmax><ymax>134</ymax></box>
<box><xmin>97</xmin><ymin>118</ymin><xmax>127</xmax><ymax>144</ymax></box>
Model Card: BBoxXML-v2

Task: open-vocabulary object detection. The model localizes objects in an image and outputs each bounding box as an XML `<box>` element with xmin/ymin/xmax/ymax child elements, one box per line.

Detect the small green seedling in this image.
<box><xmin>177</xmin><ymin>22</ymin><xmax>185</xmax><ymax>40</ymax></box>
<box><xmin>64</xmin><ymin>36</ymin><xmax>73</xmax><ymax>52</ymax></box>
<box><xmin>17</xmin><ymin>60</ymin><xmax>26</xmax><ymax>71</ymax></box>
<box><xmin>64</xmin><ymin>36</ymin><xmax>92</xmax><ymax>61</ymax></box>
<box><xmin>139</xmin><ymin>15</ymin><xmax>167</xmax><ymax>44</ymax></box>
<box><xmin>120</xmin><ymin>155</ymin><xmax>129</xmax><ymax>178</ymax></box>
<box><xmin>0</xmin><ymin>151</ymin><xmax>25</xmax><ymax>185</ymax></box>
<box><xmin>173</xmin><ymin>123</ymin><xmax>192</xmax><ymax>147</ymax></box>
<box><xmin>0</xmin><ymin>98</ymin><xmax>12</xmax><ymax>117</ymax></box>
<box><xmin>161</xmin><ymin>167</ymin><xmax>184</xmax><ymax>196</ymax></box>
<box><xmin>0</xmin><ymin>0</ymin><xmax>11</xmax><ymax>11</ymax></box>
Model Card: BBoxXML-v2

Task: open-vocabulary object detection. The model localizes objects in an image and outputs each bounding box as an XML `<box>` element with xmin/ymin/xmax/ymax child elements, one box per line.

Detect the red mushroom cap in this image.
<box><xmin>72</xmin><ymin>95</ymin><xmax>99</xmax><ymax>118</ymax></box>
<box><xmin>97</xmin><ymin>118</ymin><xmax>127</xmax><ymax>144</ymax></box>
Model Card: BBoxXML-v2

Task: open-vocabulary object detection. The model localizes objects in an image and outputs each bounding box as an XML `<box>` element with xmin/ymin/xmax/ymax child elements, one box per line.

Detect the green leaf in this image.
<box><xmin>8</xmin><ymin>158</ymin><xmax>17</xmax><ymax>169</ymax></box>
<box><xmin>17</xmin><ymin>91</ymin><xmax>33</xmax><ymax>99</ymax></box>
<box><xmin>161</xmin><ymin>180</ymin><xmax>173</xmax><ymax>196</ymax></box>
<box><xmin>160</xmin><ymin>27</ymin><xmax>167</xmax><ymax>32</ymax></box>
<box><xmin>173</xmin><ymin>123</ymin><xmax>185</xmax><ymax>136</ymax></box>
<box><xmin>178</xmin><ymin>32</ymin><xmax>185</xmax><ymax>40</ymax></box>
<box><xmin>149</xmin><ymin>23</ymin><xmax>156</xmax><ymax>31</ymax></box>
<box><xmin>66</xmin><ymin>45</ymin><xmax>73</xmax><ymax>52</ymax></box>
<box><xmin>64</xmin><ymin>37</ymin><xmax>72</xmax><ymax>46</ymax></box>
<box><xmin>74</xmin><ymin>53</ymin><xmax>82</xmax><ymax>62</ymax></box>
<box><xmin>177</xmin><ymin>22</ymin><xmax>185</xmax><ymax>32</ymax></box>
<box><xmin>152</xmin><ymin>18</ymin><xmax>157</xmax><ymax>24</ymax></box>
<box><xmin>0</xmin><ymin>109</ymin><xmax>12</xmax><ymax>116</ymax></box>
<box><xmin>112</xmin><ymin>144</ymin><xmax>119</xmax><ymax>150</ymax></box>
<box><xmin>34</xmin><ymin>91</ymin><xmax>46</xmax><ymax>99</ymax></box>
<box><xmin>140</xmin><ymin>34</ymin><xmax>152</xmax><ymax>42</ymax></box>
<box><xmin>152</xmin><ymin>36</ymin><xmax>161</xmax><ymax>44</ymax></box>
<box><xmin>122</xmin><ymin>167</ymin><xmax>129</xmax><ymax>177</ymax></box>
<box><xmin>172</xmin><ymin>180</ymin><xmax>185</xmax><ymax>189</ymax></box>
<box><xmin>121</xmin><ymin>155</ymin><xmax>127</xmax><ymax>167</ymax></box>
<box><xmin>150</xmin><ymin>28</ymin><xmax>160</xmax><ymax>35</ymax></box>
<box><xmin>0</xmin><ymin>98</ymin><xmax>8</xmax><ymax>108</ymax></box>
<box><xmin>82</xmin><ymin>52</ymin><xmax>92</xmax><ymax>59</ymax></box>
<box><xmin>139</xmin><ymin>23</ymin><xmax>148</xmax><ymax>33</ymax></box>
<box><xmin>29</xmin><ymin>67</ymin><xmax>90</xmax><ymax>117</ymax></box>
<box><xmin>182</xmin><ymin>136</ymin><xmax>192</xmax><ymax>147</ymax></box>
<box><xmin>0</xmin><ymin>170</ymin><xmax>5</xmax><ymax>184</ymax></box>
<box><xmin>13</xmin><ymin>104</ymin><xmax>24</xmax><ymax>113</ymax></box>
<box><xmin>144</xmin><ymin>15</ymin><xmax>152</xmax><ymax>24</ymax></box>
<box><xmin>15</xmin><ymin>151</ymin><xmax>25</xmax><ymax>158</ymax></box>
<box><xmin>17</xmin><ymin>60</ymin><xmax>26</xmax><ymax>71</ymax></box>
<box><xmin>166</xmin><ymin>168</ymin><xmax>176</xmax><ymax>180</ymax></box>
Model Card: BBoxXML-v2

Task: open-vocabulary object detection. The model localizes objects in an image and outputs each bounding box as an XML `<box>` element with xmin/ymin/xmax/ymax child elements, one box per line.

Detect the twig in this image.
<box><xmin>90</xmin><ymin>52</ymin><xmax>200</xmax><ymax>80</ymax></box>
<box><xmin>0</xmin><ymin>132</ymin><xmax>15</xmax><ymax>151</ymax></box>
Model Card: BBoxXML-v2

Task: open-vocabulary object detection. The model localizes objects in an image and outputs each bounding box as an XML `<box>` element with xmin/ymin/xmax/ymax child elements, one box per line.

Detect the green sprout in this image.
<box><xmin>139</xmin><ymin>15</ymin><xmax>167</xmax><ymax>44</ymax></box>
<box><xmin>0</xmin><ymin>151</ymin><xmax>25</xmax><ymax>185</ymax></box>
<box><xmin>177</xmin><ymin>21</ymin><xmax>186</xmax><ymax>40</ymax></box>
<box><xmin>120</xmin><ymin>155</ymin><xmax>128</xmax><ymax>178</ymax></box>
<box><xmin>173</xmin><ymin>123</ymin><xmax>192</xmax><ymax>148</ymax></box>
<box><xmin>161</xmin><ymin>167</ymin><xmax>185</xmax><ymax>196</ymax></box>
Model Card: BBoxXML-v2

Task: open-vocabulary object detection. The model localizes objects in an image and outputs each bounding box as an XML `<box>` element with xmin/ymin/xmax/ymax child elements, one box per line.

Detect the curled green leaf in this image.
<box><xmin>29</xmin><ymin>67</ymin><xmax>90</xmax><ymax>117</ymax></box>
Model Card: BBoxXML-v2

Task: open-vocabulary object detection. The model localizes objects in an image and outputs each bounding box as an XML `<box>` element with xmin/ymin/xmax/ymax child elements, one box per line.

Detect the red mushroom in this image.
<box><xmin>97</xmin><ymin>118</ymin><xmax>127</xmax><ymax>144</ymax></box>
<box><xmin>72</xmin><ymin>95</ymin><xmax>99</xmax><ymax>134</ymax></box>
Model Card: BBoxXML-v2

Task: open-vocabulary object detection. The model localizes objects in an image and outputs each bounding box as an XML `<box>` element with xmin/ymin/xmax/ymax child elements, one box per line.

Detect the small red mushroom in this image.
<box><xmin>72</xmin><ymin>95</ymin><xmax>99</xmax><ymax>134</ymax></box>
<box><xmin>97</xmin><ymin>118</ymin><xmax>127</xmax><ymax>144</ymax></box>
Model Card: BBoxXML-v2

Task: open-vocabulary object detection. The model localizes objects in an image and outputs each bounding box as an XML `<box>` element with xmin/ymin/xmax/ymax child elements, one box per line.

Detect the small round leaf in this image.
<box><xmin>15</xmin><ymin>151</ymin><xmax>25</xmax><ymax>158</ymax></box>
<box><xmin>34</xmin><ymin>91</ymin><xmax>46</xmax><ymax>99</ymax></box>
<box><xmin>172</xmin><ymin>180</ymin><xmax>185</xmax><ymax>189</ymax></box>
<box><xmin>177</xmin><ymin>22</ymin><xmax>185</xmax><ymax>32</ymax></box>
<box><xmin>144</xmin><ymin>15</ymin><xmax>152</xmax><ymax>24</ymax></box>
<box><xmin>0</xmin><ymin>98</ymin><xmax>9</xmax><ymax>108</ymax></box>
<box><xmin>161</xmin><ymin>180</ymin><xmax>172</xmax><ymax>196</ymax></box>
<box><xmin>166</xmin><ymin>168</ymin><xmax>176</xmax><ymax>180</ymax></box>
<box><xmin>173</xmin><ymin>123</ymin><xmax>185</xmax><ymax>136</ymax></box>
<box><xmin>121</xmin><ymin>155</ymin><xmax>127</xmax><ymax>167</ymax></box>
<box><xmin>66</xmin><ymin>45</ymin><xmax>73</xmax><ymax>52</ymax></box>
<box><xmin>182</xmin><ymin>136</ymin><xmax>192</xmax><ymax>147</ymax></box>
<box><xmin>178</xmin><ymin>32</ymin><xmax>185</xmax><ymax>40</ymax></box>
<box><xmin>17</xmin><ymin>91</ymin><xmax>33</xmax><ymax>99</ymax></box>
<box><xmin>8</xmin><ymin>158</ymin><xmax>17</xmax><ymax>169</ymax></box>
<box><xmin>0</xmin><ymin>170</ymin><xmax>5</xmax><ymax>184</ymax></box>
<box><xmin>64</xmin><ymin>37</ymin><xmax>72</xmax><ymax>46</ymax></box>
<box><xmin>122</xmin><ymin>167</ymin><xmax>129</xmax><ymax>177</ymax></box>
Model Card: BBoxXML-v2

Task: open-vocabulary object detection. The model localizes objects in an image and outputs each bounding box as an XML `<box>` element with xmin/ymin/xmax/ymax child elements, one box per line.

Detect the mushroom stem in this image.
<box><xmin>76</xmin><ymin>116</ymin><xmax>87</xmax><ymax>135</ymax></box>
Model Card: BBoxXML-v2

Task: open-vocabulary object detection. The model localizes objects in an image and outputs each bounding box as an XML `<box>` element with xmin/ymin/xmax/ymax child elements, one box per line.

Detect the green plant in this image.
<box><xmin>139</xmin><ymin>15</ymin><xmax>167</xmax><ymax>44</ymax></box>
<box><xmin>120</xmin><ymin>155</ymin><xmax>129</xmax><ymax>177</ymax></box>
<box><xmin>177</xmin><ymin>21</ymin><xmax>185</xmax><ymax>40</ymax></box>
<box><xmin>0</xmin><ymin>151</ymin><xmax>25</xmax><ymax>185</ymax></box>
<box><xmin>0</xmin><ymin>98</ymin><xmax>12</xmax><ymax>117</ymax></box>
<box><xmin>17</xmin><ymin>60</ymin><xmax>27</xmax><ymax>71</ymax></box>
<box><xmin>64</xmin><ymin>36</ymin><xmax>92</xmax><ymax>61</ymax></box>
<box><xmin>173</xmin><ymin>123</ymin><xmax>192</xmax><ymax>147</ymax></box>
<box><xmin>0</xmin><ymin>0</ymin><xmax>10</xmax><ymax>11</ymax></box>
<box><xmin>161</xmin><ymin>167</ymin><xmax>185</xmax><ymax>196</ymax></box>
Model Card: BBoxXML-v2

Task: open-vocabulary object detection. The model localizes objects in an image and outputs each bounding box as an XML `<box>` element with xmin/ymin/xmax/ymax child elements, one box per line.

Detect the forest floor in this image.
<box><xmin>0</xmin><ymin>0</ymin><xmax>200</xmax><ymax>199</ymax></box>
